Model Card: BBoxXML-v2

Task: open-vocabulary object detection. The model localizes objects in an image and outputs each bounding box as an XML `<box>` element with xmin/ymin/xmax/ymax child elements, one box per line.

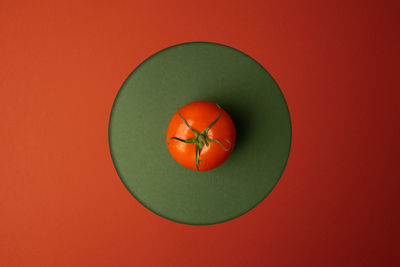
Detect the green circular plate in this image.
<box><xmin>109</xmin><ymin>42</ymin><xmax>291</xmax><ymax>225</ymax></box>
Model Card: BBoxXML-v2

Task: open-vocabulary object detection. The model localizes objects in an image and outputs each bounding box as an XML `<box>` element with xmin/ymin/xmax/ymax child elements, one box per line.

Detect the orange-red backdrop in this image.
<box><xmin>1</xmin><ymin>0</ymin><xmax>399</xmax><ymax>266</ymax></box>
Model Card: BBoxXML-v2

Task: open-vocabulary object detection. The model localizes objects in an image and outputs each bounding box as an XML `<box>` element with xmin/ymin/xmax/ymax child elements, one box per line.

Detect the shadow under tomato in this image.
<box><xmin>205</xmin><ymin>92</ymin><xmax>257</xmax><ymax>156</ymax></box>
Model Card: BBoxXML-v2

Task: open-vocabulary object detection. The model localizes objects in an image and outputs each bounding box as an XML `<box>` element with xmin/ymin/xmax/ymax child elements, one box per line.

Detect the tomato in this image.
<box><xmin>166</xmin><ymin>101</ymin><xmax>236</xmax><ymax>171</ymax></box>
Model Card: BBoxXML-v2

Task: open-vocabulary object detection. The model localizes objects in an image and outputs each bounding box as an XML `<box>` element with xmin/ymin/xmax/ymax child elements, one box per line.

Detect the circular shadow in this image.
<box><xmin>109</xmin><ymin>42</ymin><xmax>291</xmax><ymax>225</ymax></box>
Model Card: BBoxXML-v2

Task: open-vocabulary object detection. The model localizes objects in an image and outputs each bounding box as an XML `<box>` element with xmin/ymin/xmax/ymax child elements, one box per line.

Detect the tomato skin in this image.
<box><xmin>166</xmin><ymin>101</ymin><xmax>236</xmax><ymax>171</ymax></box>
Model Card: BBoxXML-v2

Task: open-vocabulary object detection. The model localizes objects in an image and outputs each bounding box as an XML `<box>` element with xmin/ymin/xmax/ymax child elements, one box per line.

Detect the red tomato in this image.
<box><xmin>166</xmin><ymin>101</ymin><xmax>236</xmax><ymax>171</ymax></box>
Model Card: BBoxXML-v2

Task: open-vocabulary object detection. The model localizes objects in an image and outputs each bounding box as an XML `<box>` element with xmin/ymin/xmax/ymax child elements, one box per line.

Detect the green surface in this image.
<box><xmin>109</xmin><ymin>42</ymin><xmax>291</xmax><ymax>225</ymax></box>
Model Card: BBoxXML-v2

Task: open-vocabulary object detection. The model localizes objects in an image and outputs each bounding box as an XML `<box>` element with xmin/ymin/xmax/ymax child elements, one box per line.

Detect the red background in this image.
<box><xmin>1</xmin><ymin>0</ymin><xmax>399</xmax><ymax>266</ymax></box>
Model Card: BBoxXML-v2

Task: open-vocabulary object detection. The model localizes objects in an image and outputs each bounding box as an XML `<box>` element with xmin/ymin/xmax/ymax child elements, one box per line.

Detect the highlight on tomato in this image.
<box><xmin>166</xmin><ymin>101</ymin><xmax>236</xmax><ymax>171</ymax></box>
